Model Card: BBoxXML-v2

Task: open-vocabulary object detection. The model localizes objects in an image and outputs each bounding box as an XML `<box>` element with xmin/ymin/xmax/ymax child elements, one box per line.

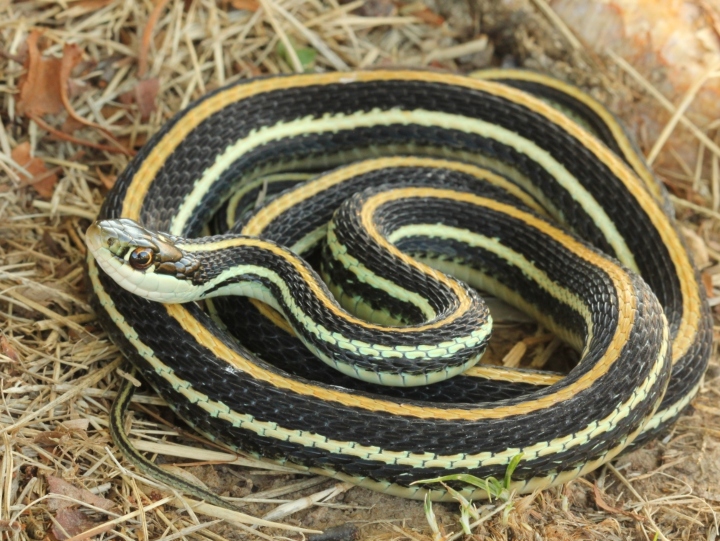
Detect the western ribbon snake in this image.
<box><xmin>86</xmin><ymin>70</ymin><xmax>710</xmax><ymax>504</ymax></box>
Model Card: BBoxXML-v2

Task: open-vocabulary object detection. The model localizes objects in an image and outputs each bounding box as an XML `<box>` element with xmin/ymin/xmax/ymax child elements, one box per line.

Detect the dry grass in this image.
<box><xmin>1</xmin><ymin>0</ymin><xmax>719</xmax><ymax>539</ymax></box>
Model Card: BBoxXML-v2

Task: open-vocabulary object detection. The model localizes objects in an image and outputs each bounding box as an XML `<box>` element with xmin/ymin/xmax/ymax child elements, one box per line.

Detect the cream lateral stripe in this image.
<box><xmin>162</xmin><ymin>199</ymin><xmax>641</xmax><ymax>421</ymax></box>
<box><xmin>241</xmin><ymin>157</ymin><xmax>544</xmax><ymax>354</ymax></box>
<box><xmin>96</xmin><ymin>241</ymin><xmax>666</xmax><ymax>469</ymax></box>
<box><xmin>225</xmin><ymin>172</ymin><xmax>313</xmax><ymax>225</ymax></box>
<box><xmin>290</xmin><ymin>226</ymin><xmax>328</xmax><ymax>255</ymax></box>
<box><xmin>172</xmin><ymin>109</ymin><xmax>637</xmax><ymax>273</ymax></box>
<box><xmin>178</xmin><ymin>236</ymin><xmax>472</xmax><ymax>333</ymax></box>
<box><xmin>325</xmin><ymin>222</ymin><xmax>439</xmax><ymax>320</ymax></box>
<box><xmin>89</xmin><ymin>254</ymin><xmax>672</xmax><ymax>470</ymax></box>
<box><xmin>316</xmin><ymin>414</ymin><xmax>647</xmax><ymax>501</ymax></box>
<box><xmin>170</xmin><ymin>293</ymin><xmax>629</xmax><ymax>420</ymax></box>
<box><xmin>422</xmin><ymin>257</ymin><xmax>585</xmax><ymax>353</ymax></box>
<box><xmin>470</xmin><ymin>69</ymin><xmax>661</xmax><ymax>199</ymax></box>
<box><xmin>173</xmin><ymin>107</ymin><xmax>635</xmax><ymax>336</ymax></box>
<box><xmin>384</xmin><ymin>222</ymin><xmax>593</xmax><ymax>334</ymax></box>
<box><xmin>463</xmin><ymin>366</ymin><xmax>562</xmax><ymax>385</ymax></box>
<box><xmin>90</xmin><ymin>189</ymin><xmax>641</xmax><ymax>420</ymax></box>
<box><xmin>195</xmin><ymin>262</ymin><xmax>489</xmax><ymax>361</ymax></box>
<box><xmin>241</xmin><ymin>156</ymin><xmax>546</xmax><ymax>236</ymax></box>
<box><xmin>639</xmin><ymin>381</ymin><xmax>702</xmax><ymax>433</ymax></box>
<box><xmin>122</xmin><ymin>70</ymin><xmax>697</xmax><ymax>361</ymax></box>
<box><xmin>547</xmin><ymin>120</ymin><xmax>697</xmax><ymax>362</ymax></box>
<box><xmin>245</xmin><ymin>296</ymin><xmax>565</xmax><ymax>387</ymax></box>
<box><xmin>466</xmin><ymin>70</ymin><xmax>697</xmax><ymax>361</ymax></box>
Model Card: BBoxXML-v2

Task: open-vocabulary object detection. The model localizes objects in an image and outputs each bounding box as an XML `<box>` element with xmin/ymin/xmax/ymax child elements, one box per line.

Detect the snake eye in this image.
<box><xmin>129</xmin><ymin>247</ymin><xmax>155</xmax><ymax>270</ymax></box>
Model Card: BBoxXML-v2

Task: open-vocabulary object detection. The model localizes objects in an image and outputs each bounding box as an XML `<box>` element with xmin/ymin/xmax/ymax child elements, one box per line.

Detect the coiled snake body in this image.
<box><xmin>86</xmin><ymin>70</ymin><xmax>710</xmax><ymax>503</ymax></box>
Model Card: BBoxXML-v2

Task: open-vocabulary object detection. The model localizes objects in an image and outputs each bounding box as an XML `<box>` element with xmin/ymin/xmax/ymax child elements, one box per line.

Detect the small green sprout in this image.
<box><xmin>276</xmin><ymin>41</ymin><xmax>317</xmax><ymax>71</ymax></box>
<box><xmin>413</xmin><ymin>454</ymin><xmax>524</xmax><ymax>536</ymax></box>
<box><xmin>412</xmin><ymin>453</ymin><xmax>524</xmax><ymax>502</ymax></box>
<box><xmin>423</xmin><ymin>493</ymin><xmax>445</xmax><ymax>541</ymax></box>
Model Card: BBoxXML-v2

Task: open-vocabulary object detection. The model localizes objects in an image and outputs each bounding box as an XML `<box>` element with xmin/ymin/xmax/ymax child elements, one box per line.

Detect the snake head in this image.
<box><xmin>86</xmin><ymin>218</ymin><xmax>202</xmax><ymax>303</ymax></box>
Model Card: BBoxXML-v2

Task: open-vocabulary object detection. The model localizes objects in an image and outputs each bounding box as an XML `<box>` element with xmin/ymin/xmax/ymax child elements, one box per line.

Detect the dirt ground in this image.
<box><xmin>1</xmin><ymin>0</ymin><xmax>719</xmax><ymax>540</ymax></box>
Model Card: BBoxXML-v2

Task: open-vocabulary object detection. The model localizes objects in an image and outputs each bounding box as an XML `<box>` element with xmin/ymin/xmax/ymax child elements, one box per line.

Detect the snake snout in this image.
<box><xmin>85</xmin><ymin>221</ymin><xmax>112</xmax><ymax>257</ymax></box>
<box><xmin>86</xmin><ymin>218</ymin><xmax>159</xmax><ymax>258</ymax></box>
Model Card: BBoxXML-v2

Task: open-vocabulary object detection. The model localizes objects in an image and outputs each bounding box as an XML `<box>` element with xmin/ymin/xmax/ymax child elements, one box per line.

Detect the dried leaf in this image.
<box><xmin>682</xmin><ymin>226</ymin><xmax>710</xmax><ymax>269</ymax></box>
<box><xmin>60</xmin><ymin>115</ymin><xmax>87</xmax><ymax>135</ymax></box>
<box><xmin>17</xmin><ymin>282</ymin><xmax>75</xmax><ymax>308</ymax></box>
<box><xmin>31</xmin><ymin>114</ymin><xmax>132</xmax><ymax>155</ymax></box>
<box><xmin>135</xmin><ymin>77</ymin><xmax>160</xmax><ymax>119</ymax></box>
<box><xmin>230</xmin><ymin>0</ymin><xmax>259</xmax><ymax>10</ymax></box>
<box><xmin>593</xmin><ymin>484</ymin><xmax>644</xmax><ymax>521</ymax></box>
<box><xmin>34</xmin><ymin>430</ymin><xmax>68</xmax><ymax>448</ymax></box>
<box><xmin>411</xmin><ymin>7</ymin><xmax>445</xmax><ymax>26</ymax></box>
<box><xmin>95</xmin><ymin>167</ymin><xmax>117</xmax><ymax>189</ymax></box>
<box><xmin>35</xmin><ymin>420</ymin><xmax>88</xmax><ymax>447</ymax></box>
<box><xmin>52</xmin><ymin>508</ymin><xmax>97</xmax><ymax>540</ymax></box>
<box><xmin>43</xmin><ymin>230</ymin><xmax>64</xmax><ymax>257</ymax></box>
<box><xmin>62</xmin><ymin>419</ymin><xmax>90</xmax><ymax>431</ymax></box>
<box><xmin>0</xmin><ymin>335</ymin><xmax>20</xmax><ymax>362</ymax></box>
<box><xmin>58</xmin><ymin>44</ymin><xmax>126</xmax><ymax>154</ymax></box>
<box><xmin>69</xmin><ymin>0</ymin><xmax>114</xmax><ymax>12</ymax></box>
<box><xmin>58</xmin><ymin>43</ymin><xmax>91</xmax><ymax>127</ymax></box>
<box><xmin>46</xmin><ymin>475</ymin><xmax>115</xmax><ymax>511</ymax></box>
<box><xmin>702</xmin><ymin>270</ymin><xmax>714</xmax><ymax>299</ymax></box>
<box><xmin>0</xmin><ymin>519</ymin><xmax>23</xmax><ymax>535</ymax></box>
<box><xmin>17</xmin><ymin>30</ymin><xmax>64</xmax><ymax>117</ymax></box>
<box><xmin>138</xmin><ymin>0</ymin><xmax>172</xmax><ymax>78</ymax></box>
<box><xmin>11</xmin><ymin>142</ymin><xmax>59</xmax><ymax>198</ymax></box>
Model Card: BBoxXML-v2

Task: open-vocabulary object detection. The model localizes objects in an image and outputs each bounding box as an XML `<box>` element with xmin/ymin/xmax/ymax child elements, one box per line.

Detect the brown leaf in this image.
<box><xmin>11</xmin><ymin>142</ymin><xmax>59</xmax><ymax>198</ymax></box>
<box><xmin>31</xmin><ymin>114</ymin><xmax>133</xmax><ymax>155</ymax></box>
<box><xmin>411</xmin><ymin>7</ymin><xmax>445</xmax><ymax>26</ymax></box>
<box><xmin>0</xmin><ymin>335</ymin><xmax>20</xmax><ymax>362</ymax></box>
<box><xmin>135</xmin><ymin>77</ymin><xmax>160</xmax><ymax>119</ymax></box>
<box><xmin>95</xmin><ymin>167</ymin><xmax>117</xmax><ymax>189</ymax></box>
<box><xmin>139</xmin><ymin>0</ymin><xmax>172</xmax><ymax>78</ymax></box>
<box><xmin>46</xmin><ymin>475</ymin><xmax>115</xmax><ymax>511</ymax></box>
<box><xmin>16</xmin><ymin>31</ymin><xmax>64</xmax><ymax>117</ymax></box>
<box><xmin>52</xmin><ymin>508</ymin><xmax>97</xmax><ymax>540</ymax></box>
<box><xmin>62</xmin><ymin>419</ymin><xmax>90</xmax><ymax>431</ymax></box>
<box><xmin>230</xmin><ymin>0</ymin><xmax>259</xmax><ymax>10</ymax></box>
<box><xmin>681</xmin><ymin>226</ymin><xmax>710</xmax><ymax>269</ymax></box>
<box><xmin>118</xmin><ymin>90</ymin><xmax>135</xmax><ymax>105</ymax></box>
<box><xmin>43</xmin><ymin>230</ymin><xmax>65</xmax><ymax>257</ymax></box>
<box><xmin>68</xmin><ymin>0</ymin><xmax>114</xmax><ymax>13</ymax></box>
<box><xmin>58</xmin><ymin>44</ymin><xmax>88</xmax><ymax>123</ymax></box>
<box><xmin>702</xmin><ymin>271</ymin><xmax>714</xmax><ymax>299</ymax></box>
<box><xmin>593</xmin><ymin>484</ymin><xmax>645</xmax><ymax>521</ymax></box>
<box><xmin>16</xmin><ymin>34</ymin><xmax>132</xmax><ymax>155</ymax></box>
<box><xmin>60</xmin><ymin>115</ymin><xmax>87</xmax><ymax>134</ymax></box>
<box><xmin>58</xmin><ymin>43</ymin><xmax>126</xmax><ymax>152</ymax></box>
<box><xmin>0</xmin><ymin>519</ymin><xmax>22</xmax><ymax>535</ymax></box>
<box><xmin>34</xmin><ymin>430</ymin><xmax>68</xmax><ymax>449</ymax></box>
<box><xmin>117</xmin><ymin>132</ymin><xmax>148</xmax><ymax>150</ymax></box>
<box><xmin>34</xmin><ymin>420</ymin><xmax>89</xmax><ymax>448</ymax></box>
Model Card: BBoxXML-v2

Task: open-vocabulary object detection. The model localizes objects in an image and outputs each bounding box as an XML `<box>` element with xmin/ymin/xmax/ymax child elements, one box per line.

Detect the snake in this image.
<box><xmin>85</xmin><ymin>69</ymin><xmax>711</xmax><ymax>504</ymax></box>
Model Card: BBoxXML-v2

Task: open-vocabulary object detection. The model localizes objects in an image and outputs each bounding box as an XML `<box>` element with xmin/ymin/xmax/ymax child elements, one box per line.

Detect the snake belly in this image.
<box><xmin>86</xmin><ymin>70</ymin><xmax>711</xmax><ymax>501</ymax></box>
